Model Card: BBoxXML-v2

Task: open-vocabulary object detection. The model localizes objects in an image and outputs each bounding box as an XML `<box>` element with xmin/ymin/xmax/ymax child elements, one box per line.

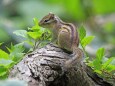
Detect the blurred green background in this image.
<box><xmin>0</xmin><ymin>0</ymin><xmax>115</xmax><ymax>57</ymax></box>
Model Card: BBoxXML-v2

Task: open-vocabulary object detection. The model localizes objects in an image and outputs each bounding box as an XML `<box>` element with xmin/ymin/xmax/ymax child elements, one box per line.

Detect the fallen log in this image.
<box><xmin>9</xmin><ymin>44</ymin><xmax>114</xmax><ymax>86</ymax></box>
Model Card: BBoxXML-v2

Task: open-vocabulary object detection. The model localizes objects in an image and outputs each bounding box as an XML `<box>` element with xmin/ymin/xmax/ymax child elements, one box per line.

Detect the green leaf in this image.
<box><xmin>33</xmin><ymin>18</ymin><xmax>39</xmax><ymax>26</ymax></box>
<box><xmin>96</xmin><ymin>48</ymin><xmax>105</xmax><ymax>61</ymax></box>
<box><xmin>27</xmin><ymin>32</ymin><xmax>42</xmax><ymax>40</ymax></box>
<box><xmin>0</xmin><ymin>74</ymin><xmax>8</xmax><ymax>79</ymax></box>
<box><xmin>0</xmin><ymin>59</ymin><xmax>13</xmax><ymax>67</ymax></box>
<box><xmin>13</xmin><ymin>30</ymin><xmax>35</xmax><ymax>47</ymax></box>
<box><xmin>29</xmin><ymin>25</ymin><xmax>40</xmax><ymax>31</ymax></box>
<box><xmin>28</xmin><ymin>18</ymin><xmax>40</xmax><ymax>31</ymax></box>
<box><xmin>9</xmin><ymin>43</ymin><xmax>25</xmax><ymax>62</ymax></box>
<box><xmin>110</xmin><ymin>58</ymin><xmax>115</xmax><ymax>65</ymax></box>
<box><xmin>13</xmin><ymin>30</ymin><xmax>27</xmax><ymax>38</ymax></box>
<box><xmin>24</xmin><ymin>40</ymin><xmax>34</xmax><ymax>46</ymax></box>
<box><xmin>102</xmin><ymin>57</ymin><xmax>115</xmax><ymax>70</ymax></box>
<box><xmin>87</xmin><ymin>61</ymin><xmax>93</xmax><ymax>67</ymax></box>
<box><xmin>81</xmin><ymin>36</ymin><xmax>95</xmax><ymax>47</ymax></box>
<box><xmin>93</xmin><ymin>59</ymin><xmax>102</xmax><ymax>70</ymax></box>
<box><xmin>0</xmin><ymin>49</ymin><xmax>9</xmax><ymax>59</ymax></box>
<box><xmin>11</xmin><ymin>43</ymin><xmax>25</xmax><ymax>53</ymax></box>
<box><xmin>6</xmin><ymin>47</ymin><xmax>12</xmax><ymax>53</ymax></box>
<box><xmin>105</xmin><ymin>64</ymin><xmax>115</xmax><ymax>72</ymax></box>
<box><xmin>0</xmin><ymin>66</ymin><xmax>7</xmax><ymax>77</ymax></box>
<box><xmin>10</xmin><ymin>53</ymin><xmax>24</xmax><ymax>62</ymax></box>
<box><xmin>78</xmin><ymin>26</ymin><xmax>86</xmax><ymax>41</ymax></box>
<box><xmin>102</xmin><ymin>56</ymin><xmax>108</xmax><ymax>63</ymax></box>
<box><xmin>94</xmin><ymin>70</ymin><xmax>102</xmax><ymax>74</ymax></box>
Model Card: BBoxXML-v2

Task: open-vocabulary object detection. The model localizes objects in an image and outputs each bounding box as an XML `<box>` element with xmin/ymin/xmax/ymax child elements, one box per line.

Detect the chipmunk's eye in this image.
<box><xmin>44</xmin><ymin>19</ymin><xmax>49</xmax><ymax>22</ymax></box>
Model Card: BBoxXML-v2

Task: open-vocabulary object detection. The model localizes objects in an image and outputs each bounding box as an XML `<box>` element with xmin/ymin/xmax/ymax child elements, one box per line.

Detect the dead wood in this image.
<box><xmin>9</xmin><ymin>43</ymin><xmax>114</xmax><ymax>86</ymax></box>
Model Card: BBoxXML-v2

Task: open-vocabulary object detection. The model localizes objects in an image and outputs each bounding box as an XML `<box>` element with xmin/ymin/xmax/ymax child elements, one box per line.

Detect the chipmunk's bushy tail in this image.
<box><xmin>64</xmin><ymin>47</ymin><xmax>83</xmax><ymax>68</ymax></box>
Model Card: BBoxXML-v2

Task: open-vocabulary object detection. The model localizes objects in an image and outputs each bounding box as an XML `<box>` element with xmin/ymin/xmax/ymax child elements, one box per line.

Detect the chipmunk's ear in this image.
<box><xmin>49</xmin><ymin>12</ymin><xmax>53</xmax><ymax>15</ymax></box>
<box><xmin>48</xmin><ymin>13</ymin><xmax>55</xmax><ymax>19</ymax></box>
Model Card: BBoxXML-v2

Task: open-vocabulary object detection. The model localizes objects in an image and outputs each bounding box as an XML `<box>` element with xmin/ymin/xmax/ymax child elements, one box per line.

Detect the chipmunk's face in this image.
<box><xmin>39</xmin><ymin>13</ymin><xmax>57</xmax><ymax>28</ymax></box>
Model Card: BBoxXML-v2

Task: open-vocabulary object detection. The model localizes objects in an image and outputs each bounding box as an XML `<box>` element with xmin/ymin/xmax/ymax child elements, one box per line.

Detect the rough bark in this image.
<box><xmin>9</xmin><ymin>43</ymin><xmax>114</xmax><ymax>86</ymax></box>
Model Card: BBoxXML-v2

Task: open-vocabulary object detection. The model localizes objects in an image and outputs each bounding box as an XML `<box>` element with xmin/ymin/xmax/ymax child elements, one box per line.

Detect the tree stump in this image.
<box><xmin>9</xmin><ymin>43</ymin><xmax>114</xmax><ymax>86</ymax></box>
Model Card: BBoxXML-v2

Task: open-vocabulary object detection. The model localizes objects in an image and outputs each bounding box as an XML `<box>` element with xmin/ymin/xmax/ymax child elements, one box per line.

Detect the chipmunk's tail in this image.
<box><xmin>64</xmin><ymin>47</ymin><xmax>84</xmax><ymax>68</ymax></box>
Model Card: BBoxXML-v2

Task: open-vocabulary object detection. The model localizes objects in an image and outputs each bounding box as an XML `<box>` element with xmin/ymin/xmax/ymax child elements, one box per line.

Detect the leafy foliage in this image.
<box><xmin>0</xmin><ymin>18</ymin><xmax>52</xmax><ymax>79</ymax></box>
<box><xmin>78</xmin><ymin>26</ymin><xmax>115</xmax><ymax>79</ymax></box>
<box><xmin>13</xmin><ymin>18</ymin><xmax>51</xmax><ymax>50</ymax></box>
<box><xmin>27</xmin><ymin>18</ymin><xmax>43</xmax><ymax>40</ymax></box>
<box><xmin>88</xmin><ymin>48</ymin><xmax>115</xmax><ymax>79</ymax></box>
<box><xmin>81</xmin><ymin>36</ymin><xmax>95</xmax><ymax>48</ymax></box>
<box><xmin>78</xmin><ymin>25</ymin><xmax>95</xmax><ymax>48</ymax></box>
<box><xmin>0</xmin><ymin>43</ymin><xmax>25</xmax><ymax>79</ymax></box>
<box><xmin>13</xmin><ymin>30</ymin><xmax>27</xmax><ymax>38</ymax></box>
<box><xmin>8</xmin><ymin>43</ymin><xmax>25</xmax><ymax>62</ymax></box>
<box><xmin>78</xmin><ymin>25</ymin><xmax>95</xmax><ymax>58</ymax></box>
<box><xmin>78</xmin><ymin>26</ymin><xmax>86</xmax><ymax>41</ymax></box>
<box><xmin>0</xmin><ymin>49</ymin><xmax>9</xmax><ymax>59</ymax></box>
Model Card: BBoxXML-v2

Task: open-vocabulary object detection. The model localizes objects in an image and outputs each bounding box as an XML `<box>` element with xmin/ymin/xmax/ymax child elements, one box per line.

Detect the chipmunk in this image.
<box><xmin>39</xmin><ymin>13</ymin><xmax>83</xmax><ymax>68</ymax></box>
